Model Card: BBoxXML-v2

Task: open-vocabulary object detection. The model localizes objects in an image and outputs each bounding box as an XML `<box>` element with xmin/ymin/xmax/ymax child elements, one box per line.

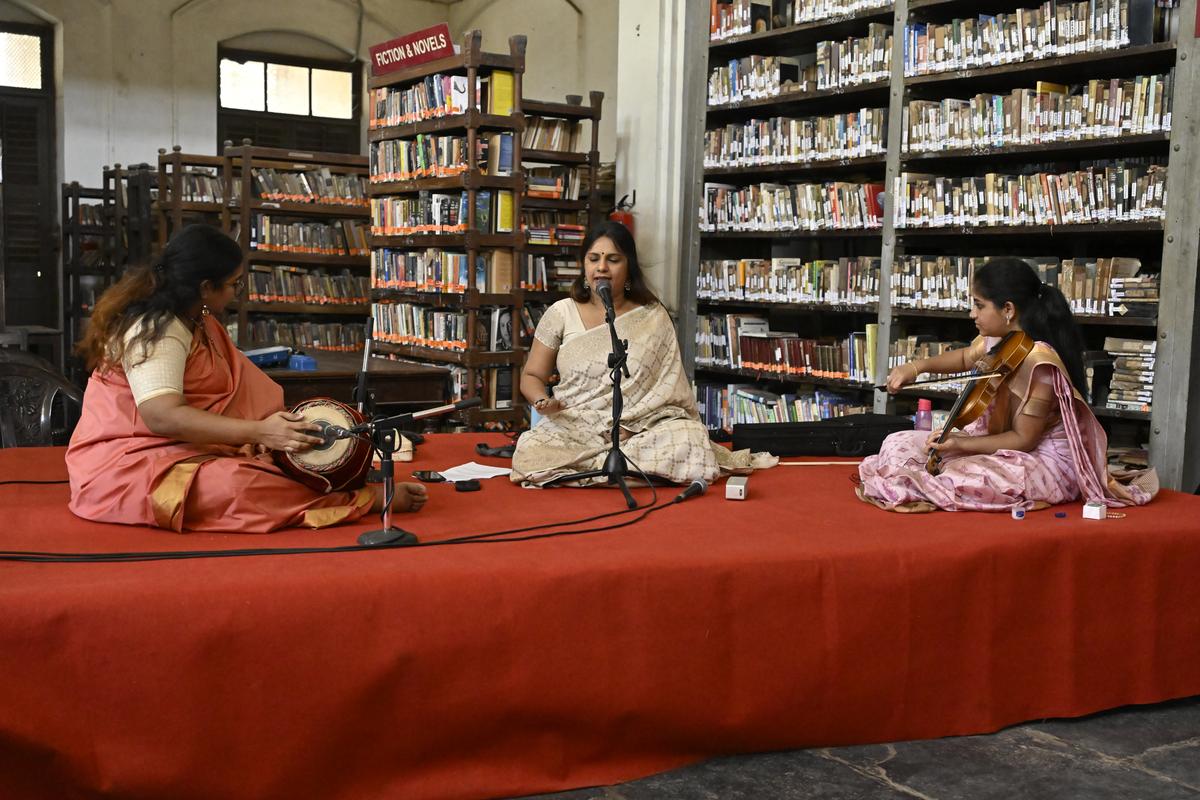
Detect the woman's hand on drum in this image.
<box><xmin>256</xmin><ymin>411</ymin><xmax>324</xmax><ymax>453</ymax></box>
<box><xmin>886</xmin><ymin>362</ymin><xmax>919</xmax><ymax>393</ymax></box>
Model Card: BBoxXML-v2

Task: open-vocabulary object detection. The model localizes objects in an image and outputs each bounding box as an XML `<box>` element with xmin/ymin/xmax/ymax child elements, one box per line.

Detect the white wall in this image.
<box><xmin>1</xmin><ymin>0</ymin><xmax>447</xmax><ymax>186</ymax></box>
<box><xmin>2</xmin><ymin>0</ymin><xmax>619</xmax><ymax>187</ymax></box>
<box><xmin>447</xmin><ymin>0</ymin><xmax>618</xmax><ymax>161</ymax></box>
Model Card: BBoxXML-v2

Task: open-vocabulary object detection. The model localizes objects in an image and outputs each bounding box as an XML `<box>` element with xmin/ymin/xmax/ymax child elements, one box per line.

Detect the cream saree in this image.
<box><xmin>511</xmin><ymin>299</ymin><xmax>774</xmax><ymax>486</ymax></box>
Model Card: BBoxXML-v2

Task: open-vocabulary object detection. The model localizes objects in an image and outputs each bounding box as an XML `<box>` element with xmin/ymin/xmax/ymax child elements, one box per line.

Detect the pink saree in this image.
<box><xmin>67</xmin><ymin>314</ymin><xmax>373</xmax><ymax>533</ymax></box>
<box><xmin>858</xmin><ymin>343</ymin><xmax>1157</xmax><ymax>513</ymax></box>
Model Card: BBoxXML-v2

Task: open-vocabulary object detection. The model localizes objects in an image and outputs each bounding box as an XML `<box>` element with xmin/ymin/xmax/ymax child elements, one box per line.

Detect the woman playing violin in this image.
<box><xmin>857</xmin><ymin>257</ymin><xmax>1156</xmax><ymax>512</ymax></box>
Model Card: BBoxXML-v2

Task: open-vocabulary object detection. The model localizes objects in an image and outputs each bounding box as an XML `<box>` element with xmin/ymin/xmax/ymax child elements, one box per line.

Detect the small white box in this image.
<box><xmin>1082</xmin><ymin>501</ymin><xmax>1106</xmax><ymax>520</ymax></box>
<box><xmin>726</xmin><ymin>476</ymin><xmax>748</xmax><ymax>500</ymax></box>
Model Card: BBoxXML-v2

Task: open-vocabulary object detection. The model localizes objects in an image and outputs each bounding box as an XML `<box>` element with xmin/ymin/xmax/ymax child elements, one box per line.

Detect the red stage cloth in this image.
<box><xmin>1</xmin><ymin>436</ymin><xmax>1198</xmax><ymax>800</ymax></box>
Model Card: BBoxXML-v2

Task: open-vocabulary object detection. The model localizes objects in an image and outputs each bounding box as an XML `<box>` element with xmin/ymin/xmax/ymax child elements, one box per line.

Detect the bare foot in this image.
<box><xmin>370</xmin><ymin>482</ymin><xmax>428</xmax><ymax>513</ymax></box>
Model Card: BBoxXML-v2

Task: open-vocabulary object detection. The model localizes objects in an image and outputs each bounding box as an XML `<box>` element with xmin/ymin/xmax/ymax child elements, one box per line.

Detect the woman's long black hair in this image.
<box><xmin>973</xmin><ymin>257</ymin><xmax>1089</xmax><ymax>399</ymax></box>
<box><xmin>568</xmin><ymin>220</ymin><xmax>659</xmax><ymax>306</ymax></box>
<box><xmin>78</xmin><ymin>224</ymin><xmax>243</xmax><ymax>371</ymax></box>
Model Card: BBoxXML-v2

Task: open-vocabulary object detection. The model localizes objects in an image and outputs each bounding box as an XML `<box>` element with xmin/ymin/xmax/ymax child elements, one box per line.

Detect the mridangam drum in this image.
<box><xmin>273</xmin><ymin>398</ymin><xmax>372</xmax><ymax>493</ymax></box>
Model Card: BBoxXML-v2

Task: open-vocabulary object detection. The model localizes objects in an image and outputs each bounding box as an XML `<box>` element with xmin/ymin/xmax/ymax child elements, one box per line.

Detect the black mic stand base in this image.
<box><xmin>357</xmin><ymin>427</ymin><xmax>420</xmax><ymax>547</ymax></box>
<box><xmin>545</xmin><ymin>446</ymin><xmax>638</xmax><ymax>510</ymax></box>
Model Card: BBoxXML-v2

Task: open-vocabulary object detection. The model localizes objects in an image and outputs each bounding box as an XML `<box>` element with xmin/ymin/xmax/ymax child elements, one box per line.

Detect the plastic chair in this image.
<box><xmin>0</xmin><ymin>350</ymin><xmax>84</xmax><ymax>447</ymax></box>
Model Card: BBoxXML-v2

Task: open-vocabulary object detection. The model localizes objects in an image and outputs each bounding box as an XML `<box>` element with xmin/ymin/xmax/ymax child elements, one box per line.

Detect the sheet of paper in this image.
<box><xmin>435</xmin><ymin>462</ymin><xmax>512</xmax><ymax>482</ymax></box>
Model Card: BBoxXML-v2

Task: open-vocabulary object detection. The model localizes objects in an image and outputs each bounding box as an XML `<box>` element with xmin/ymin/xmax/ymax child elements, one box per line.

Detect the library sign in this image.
<box><xmin>370</xmin><ymin>24</ymin><xmax>454</xmax><ymax>76</ymax></box>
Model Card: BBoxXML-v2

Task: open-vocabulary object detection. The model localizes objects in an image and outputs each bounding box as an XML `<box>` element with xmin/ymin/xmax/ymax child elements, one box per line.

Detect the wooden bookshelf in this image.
<box><xmin>156</xmin><ymin>147</ymin><xmax>230</xmax><ymax>249</ymax></box>
<box><xmin>366</xmin><ymin>30</ymin><xmax>528</xmax><ymax>427</ymax></box>
<box><xmin>684</xmin><ymin>0</ymin><xmax>1196</xmax><ymax>476</ymax></box>
<box><xmin>103</xmin><ymin>162</ymin><xmax>157</xmax><ymax>269</ymax></box>
<box><xmin>518</xmin><ymin>91</ymin><xmax>603</xmax><ymax>306</ymax></box>
<box><xmin>221</xmin><ymin>141</ymin><xmax>372</xmax><ymax>353</ymax></box>
<box><xmin>60</xmin><ymin>182</ymin><xmax>115</xmax><ymax>381</ymax></box>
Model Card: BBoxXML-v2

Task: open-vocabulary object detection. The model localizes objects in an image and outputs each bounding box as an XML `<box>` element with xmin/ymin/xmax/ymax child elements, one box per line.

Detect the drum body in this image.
<box><xmin>273</xmin><ymin>398</ymin><xmax>372</xmax><ymax>493</ymax></box>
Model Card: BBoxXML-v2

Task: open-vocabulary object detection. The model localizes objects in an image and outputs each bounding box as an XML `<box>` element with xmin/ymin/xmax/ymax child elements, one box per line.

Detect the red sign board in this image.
<box><xmin>370</xmin><ymin>24</ymin><xmax>454</xmax><ymax>76</ymax></box>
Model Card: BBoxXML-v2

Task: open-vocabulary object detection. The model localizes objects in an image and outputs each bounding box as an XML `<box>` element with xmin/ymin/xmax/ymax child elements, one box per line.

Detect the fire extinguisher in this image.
<box><xmin>608</xmin><ymin>192</ymin><xmax>635</xmax><ymax>237</ymax></box>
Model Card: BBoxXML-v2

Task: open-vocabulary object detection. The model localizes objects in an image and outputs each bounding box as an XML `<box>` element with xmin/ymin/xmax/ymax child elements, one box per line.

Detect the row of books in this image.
<box><xmin>697</xmin><ymin>313</ymin><xmax>879</xmax><ymax>382</ymax></box>
<box><xmin>709</xmin><ymin>0</ymin><xmax>892</xmax><ymax>40</ymax></box>
<box><xmin>229</xmin><ymin>320</ymin><xmax>366</xmax><ymax>352</ymax></box>
<box><xmin>369</xmin><ymin>190</ymin><xmax>516</xmax><ymax>236</ymax></box>
<box><xmin>889</xmin><ymin>336</ymin><xmax>971</xmax><ymax>392</ymax></box>
<box><xmin>891</xmin><ymin>163</ymin><xmax>1167</xmax><ymax>228</ymax></box>
<box><xmin>816</xmin><ymin>24</ymin><xmax>893</xmax><ymax>90</ymax></box>
<box><xmin>707</xmin><ymin>26</ymin><xmax>892</xmax><ymax>105</ymax></box>
<box><xmin>527</xmin><ymin>166</ymin><xmax>586</xmax><ymax>200</ymax></box>
<box><xmin>524</xmin><ymin>213</ymin><xmax>585</xmax><ymax>246</ymax></box>
<box><xmin>368</xmin><ymin>135</ymin><xmax>471</xmax><ymax>182</ymax></box>
<box><xmin>250</xmin><ymin>167</ymin><xmax>367</xmax><ymax>207</ymax></box>
<box><xmin>74</xmin><ymin>204</ymin><xmax>106</xmax><ymax>226</ymax></box>
<box><xmin>697</xmin><ymin>256</ymin><xmax>880</xmax><ymax>305</ymax></box>
<box><xmin>1104</xmin><ymin>336</ymin><xmax>1155</xmax><ymax>412</ymax></box>
<box><xmin>370</xmin><ymin>248</ymin><xmax>515</xmax><ymax>293</ymax></box>
<box><xmin>902</xmin><ymin>73</ymin><xmax>1174</xmax><ymax>153</ymax></box>
<box><xmin>523</xmin><ymin>117</ymin><xmax>585</xmax><ymax>153</ymax></box>
<box><xmin>890</xmin><ymin>254</ymin><xmax>1157</xmax><ymax>318</ymax></box>
<box><xmin>371</xmin><ymin>303</ymin><xmax>470</xmax><ymax>350</ymax></box>
<box><xmin>246</xmin><ymin>266</ymin><xmax>370</xmax><ymax>305</ymax></box>
<box><xmin>167</xmin><ymin>168</ymin><xmax>240</xmax><ymax>205</ymax></box>
<box><xmin>367</xmin><ymin>70</ymin><xmax>515</xmax><ymax>129</ymax></box>
<box><xmin>704</xmin><ymin>107</ymin><xmax>887</xmax><ymax>168</ymax></box>
<box><xmin>522</xmin><ymin>254</ymin><xmax>579</xmax><ymax>292</ymax></box>
<box><xmin>902</xmin><ymin>0</ymin><xmax>1156</xmax><ymax>77</ymax></box>
<box><xmin>249</xmin><ymin>215</ymin><xmax>370</xmax><ymax>256</ymax></box>
<box><xmin>697</xmin><ymin>383</ymin><xmax>869</xmax><ymax>430</ymax></box>
<box><xmin>701</xmin><ymin>181</ymin><xmax>884</xmax><ymax>232</ymax></box>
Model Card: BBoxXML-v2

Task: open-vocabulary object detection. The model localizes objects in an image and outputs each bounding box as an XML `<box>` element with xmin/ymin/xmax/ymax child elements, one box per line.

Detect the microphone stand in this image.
<box><xmin>354</xmin><ymin>397</ymin><xmax>484</xmax><ymax>546</ymax></box>
<box><xmin>544</xmin><ymin>290</ymin><xmax>637</xmax><ymax>509</ymax></box>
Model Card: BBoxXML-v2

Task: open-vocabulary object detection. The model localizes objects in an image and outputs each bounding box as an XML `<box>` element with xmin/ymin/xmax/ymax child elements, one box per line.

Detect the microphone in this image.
<box><xmin>355</xmin><ymin>317</ymin><xmax>374</xmax><ymax>414</ymax></box>
<box><xmin>673</xmin><ymin>479</ymin><xmax>707</xmax><ymax>504</ymax></box>
<box><xmin>594</xmin><ymin>278</ymin><xmax>614</xmax><ymax>314</ymax></box>
<box><xmin>311</xmin><ymin>419</ymin><xmax>353</xmax><ymax>450</ymax></box>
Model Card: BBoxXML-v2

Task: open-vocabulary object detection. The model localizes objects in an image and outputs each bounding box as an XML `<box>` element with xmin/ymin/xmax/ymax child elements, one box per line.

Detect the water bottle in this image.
<box><xmin>914</xmin><ymin>398</ymin><xmax>933</xmax><ymax>431</ymax></box>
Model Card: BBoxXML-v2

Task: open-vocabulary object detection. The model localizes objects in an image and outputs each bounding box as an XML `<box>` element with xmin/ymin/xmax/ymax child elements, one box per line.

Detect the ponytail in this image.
<box><xmin>973</xmin><ymin>258</ymin><xmax>1089</xmax><ymax>400</ymax></box>
<box><xmin>74</xmin><ymin>225</ymin><xmax>243</xmax><ymax>372</ymax></box>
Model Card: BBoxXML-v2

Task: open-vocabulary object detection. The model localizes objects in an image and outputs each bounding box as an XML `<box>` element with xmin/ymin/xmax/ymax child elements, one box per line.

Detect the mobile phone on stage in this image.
<box><xmin>412</xmin><ymin>471</ymin><xmax>446</xmax><ymax>483</ymax></box>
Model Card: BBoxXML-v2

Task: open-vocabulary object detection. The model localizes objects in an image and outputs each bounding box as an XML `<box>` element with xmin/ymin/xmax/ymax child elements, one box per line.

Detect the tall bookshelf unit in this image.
<box><xmin>221</xmin><ymin>142</ymin><xmax>372</xmax><ymax>353</ymax></box>
<box><xmin>103</xmin><ymin>162</ymin><xmax>157</xmax><ymax>269</ymax></box>
<box><xmin>685</xmin><ymin>0</ymin><xmax>1200</xmax><ymax>488</ymax></box>
<box><xmin>366</xmin><ymin>30</ymin><xmax>527</xmax><ymax>428</ymax></box>
<box><xmin>60</xmin><ymin>181</ymin><xmax>114</xmax><ymax>381</ymax></box>
<box><xmin>520</xmin><ymin>91</ymin><xmax>604</xmax><ymax>305</ymax></box>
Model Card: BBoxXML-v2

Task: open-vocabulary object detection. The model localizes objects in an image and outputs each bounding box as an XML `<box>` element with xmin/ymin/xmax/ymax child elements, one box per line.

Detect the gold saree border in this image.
<box><xmin>150</xmin><ymin>455</ymin><xmax>218</xmax><ymax>532</ymax></box>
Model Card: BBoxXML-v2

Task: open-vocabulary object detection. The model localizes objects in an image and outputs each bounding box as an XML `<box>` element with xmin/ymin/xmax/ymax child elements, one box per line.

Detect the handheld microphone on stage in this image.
<box><xmin>673</xmin><ymin>479</ymin><xmax>707</xmax><ymax>504</ymax></box>
<box><xmin>594</xmin><ymin>278</ymin><xmax>615</xmax><ymax>315</ymax></box>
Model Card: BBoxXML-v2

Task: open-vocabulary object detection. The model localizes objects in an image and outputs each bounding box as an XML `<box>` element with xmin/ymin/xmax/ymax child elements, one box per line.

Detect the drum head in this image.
<box><xmin>289</xmin><ymin>399</ymin><xmax>358</xmax><ymax>473</ymax></box>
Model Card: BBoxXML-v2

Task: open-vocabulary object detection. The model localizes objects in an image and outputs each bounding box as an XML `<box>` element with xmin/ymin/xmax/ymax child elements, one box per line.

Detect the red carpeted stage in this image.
<box><xmin>1</xmin><ymin>435</ymin><xmax>1198</xmax><ymax>800</ymax></box>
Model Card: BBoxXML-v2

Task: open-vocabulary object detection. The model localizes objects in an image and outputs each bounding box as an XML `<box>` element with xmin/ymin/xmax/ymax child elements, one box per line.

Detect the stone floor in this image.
<box><xmin>516</xmin><ymin>695</ymin><xmax>1200</xmax><ymax>799</ymax></box>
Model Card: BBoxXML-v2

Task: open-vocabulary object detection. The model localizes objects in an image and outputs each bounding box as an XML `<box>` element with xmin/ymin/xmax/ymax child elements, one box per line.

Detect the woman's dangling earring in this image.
<box><xmin>581</xmin><ymin>282</ymin><xmax>590</xmax><ymax>297</ymax></box>
<box><xmin>624</xmin><ymin>280</ymin><xmax>632</xmax><ymax>292</ymax></box>
<box><xmin>201</xmin><ymin>304</ymin><xmax>211</xmax><ymax>317</ymax></box>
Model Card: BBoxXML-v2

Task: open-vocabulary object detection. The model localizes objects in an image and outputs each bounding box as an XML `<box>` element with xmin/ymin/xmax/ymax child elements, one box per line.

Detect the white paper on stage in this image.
<box><xmin>436</xmin><ymin>462</ymin><xmax>513</xmax><ymax>482</ymax></box>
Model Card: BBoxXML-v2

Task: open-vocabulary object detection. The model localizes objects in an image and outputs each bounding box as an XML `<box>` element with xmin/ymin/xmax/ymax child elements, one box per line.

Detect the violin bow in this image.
<box><xmin>874</xmin><ymin>372</ymin><xmax>1004</xmax><ymax>391</ymax></box>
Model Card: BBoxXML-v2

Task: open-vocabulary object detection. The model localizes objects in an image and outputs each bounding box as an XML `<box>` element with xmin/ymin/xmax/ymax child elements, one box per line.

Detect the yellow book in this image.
<box><xmin>489</xmin><ymin>70</ymin><xmax>515</xmax><ymax>115</ymax></box>
<box><xmin>495</xmin><ymin>190</ymin><xmax>515</xmax><ymax>233</ymax></box>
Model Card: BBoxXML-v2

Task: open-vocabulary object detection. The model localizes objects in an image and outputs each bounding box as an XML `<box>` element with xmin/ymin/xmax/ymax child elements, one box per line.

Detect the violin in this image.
<box><xmin>925</xmin><ymin>331</ymin><xmax>1034</xmax><ymax>475</ymax></box>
